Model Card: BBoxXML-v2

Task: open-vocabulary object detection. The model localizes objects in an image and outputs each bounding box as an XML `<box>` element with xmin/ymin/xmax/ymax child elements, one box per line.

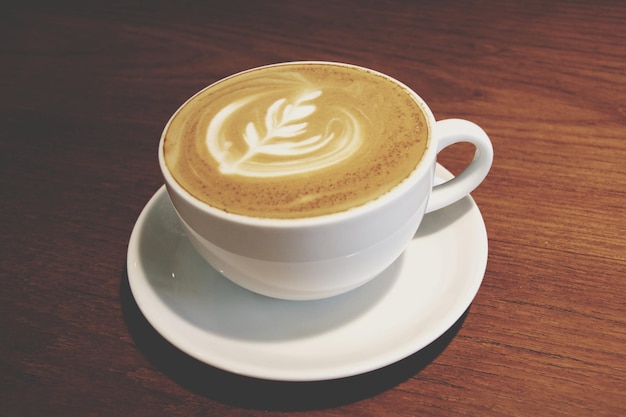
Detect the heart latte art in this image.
<box><xmin>163</xmin><ymin>63</ymin><xmax>429</xmax><ymax>219</ymax></box>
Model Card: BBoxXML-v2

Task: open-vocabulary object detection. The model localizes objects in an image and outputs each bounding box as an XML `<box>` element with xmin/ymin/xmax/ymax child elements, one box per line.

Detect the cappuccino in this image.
<box><xmin>163</xmin><ymin>62</ymin><xmax>429</xmax><ymax>219</ymax></box>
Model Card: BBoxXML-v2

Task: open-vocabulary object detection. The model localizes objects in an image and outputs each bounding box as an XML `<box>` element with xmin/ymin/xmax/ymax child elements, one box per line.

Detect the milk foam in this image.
<box><xmin>207</xmin><ymin>89</ymin><xmax>363</xmax><ymax>177</ymax></box>
<box><xmin>163</xmin><ymin>63</ymin><xmax>429</xmax><ymax>219</ymax></box>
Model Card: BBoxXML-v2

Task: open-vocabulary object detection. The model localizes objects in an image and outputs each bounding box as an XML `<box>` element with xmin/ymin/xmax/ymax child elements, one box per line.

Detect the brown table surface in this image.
<box><xmin>3</xmin><ymin>1</ymin><xmax>625</xmax><ymax>416</ymax></box>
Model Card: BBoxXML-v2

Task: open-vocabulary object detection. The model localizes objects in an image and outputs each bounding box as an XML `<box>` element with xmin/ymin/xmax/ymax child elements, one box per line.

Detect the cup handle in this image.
<box><xmin>425</xmin><ymin>119</ymin><xmax>494</xmax><ymax>213</ymax></box>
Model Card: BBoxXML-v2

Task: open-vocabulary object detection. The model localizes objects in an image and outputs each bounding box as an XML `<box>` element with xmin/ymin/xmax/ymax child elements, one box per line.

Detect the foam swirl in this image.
<box><xmin>206</xmin><ymin>89</ymin><xmax>362</xmax><ymax>177</ymax></box>
<box><xmin>163</xmin><ymin>63</ymin><xmax>428</xmax><ymax>219</ymax></box>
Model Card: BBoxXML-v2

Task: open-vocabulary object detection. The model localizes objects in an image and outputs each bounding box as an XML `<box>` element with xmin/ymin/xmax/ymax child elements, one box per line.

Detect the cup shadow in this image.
<box><xmin>414</xmin><ymin>194</ymin><xmax>476</xmax><ymax>240</ymax></box>
<box><xmin>120</xmin><ymin>268</ymin><xmax>467</xmax><ymax>411</ymax></box>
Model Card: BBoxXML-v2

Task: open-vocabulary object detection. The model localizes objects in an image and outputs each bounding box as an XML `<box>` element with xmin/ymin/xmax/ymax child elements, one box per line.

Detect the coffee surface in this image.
<box><xmin>163</xmin><ymin>63</ymin><xmax>429</xmax><ymax>218</ymax></box>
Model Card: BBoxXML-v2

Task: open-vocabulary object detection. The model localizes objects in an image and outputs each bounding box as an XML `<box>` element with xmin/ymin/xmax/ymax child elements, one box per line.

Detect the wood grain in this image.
<box><xmin>2</xmin><ymin>1</ymin><xmax>625</xmax><ymax>416</ymax></box>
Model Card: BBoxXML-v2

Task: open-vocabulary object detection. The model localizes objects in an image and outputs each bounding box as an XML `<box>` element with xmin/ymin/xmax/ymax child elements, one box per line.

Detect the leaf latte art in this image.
<box><xmin>207</xmin><ymin>90</ymin><xmax>362</xmax><ymax>177</ymax></box>
<box><xmin>163</xmin><ymin>63</ymin><xmax>429</xmax><ymax>219</ymax></box>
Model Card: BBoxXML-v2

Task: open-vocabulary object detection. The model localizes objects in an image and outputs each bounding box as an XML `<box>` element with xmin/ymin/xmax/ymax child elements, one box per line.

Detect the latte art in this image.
<box><xmin>207</xmin><ymin>89</ymin><xmax>362</xmax><ymax>177</ymax></box>
<box><xmin>163</xmin><ymin>63</ymin><xmax>429</xmax><ymax>219</ymax></box>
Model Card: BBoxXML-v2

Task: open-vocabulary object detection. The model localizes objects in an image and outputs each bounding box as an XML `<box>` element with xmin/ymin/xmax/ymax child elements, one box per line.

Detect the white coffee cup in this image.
<box><xmin>159</xmin><ymin>62</ymin><xmax>493</xmax><ymax>300</ymax></box>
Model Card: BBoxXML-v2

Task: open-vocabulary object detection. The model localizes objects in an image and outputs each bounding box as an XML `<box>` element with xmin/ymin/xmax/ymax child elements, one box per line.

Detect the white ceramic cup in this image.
<box><xmin>159</xmin><ymin>62</ymin><xmax>493</xmax><ymax>300</ymax></box>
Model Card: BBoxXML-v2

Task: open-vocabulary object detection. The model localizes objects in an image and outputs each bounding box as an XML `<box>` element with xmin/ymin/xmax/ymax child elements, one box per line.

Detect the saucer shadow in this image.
<box><xmin>120</xmin><ymin>268</ymin><xmax>467</xmax><ymax>411</ymax></box>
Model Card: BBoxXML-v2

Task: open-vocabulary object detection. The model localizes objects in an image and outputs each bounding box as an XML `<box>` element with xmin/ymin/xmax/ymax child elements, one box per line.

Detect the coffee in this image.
<box><xmin>163</xmin><ymin>62</ymin><xmax>429</xmax><ymax>219</ymax></box>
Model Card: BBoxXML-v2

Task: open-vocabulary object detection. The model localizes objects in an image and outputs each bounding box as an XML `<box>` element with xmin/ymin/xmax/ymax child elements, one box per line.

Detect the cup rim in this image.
<box><xmin>158</xmin><ymin>61</ymin><xmax>437</xmax><ymax>227</ymax></box>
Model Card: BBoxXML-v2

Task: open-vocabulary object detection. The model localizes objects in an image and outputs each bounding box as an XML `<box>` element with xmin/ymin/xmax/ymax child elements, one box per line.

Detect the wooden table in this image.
<box><xmin>3</xmin><ymin>1</ymin><xmax>625</xmax><ymax>415</ymax></box>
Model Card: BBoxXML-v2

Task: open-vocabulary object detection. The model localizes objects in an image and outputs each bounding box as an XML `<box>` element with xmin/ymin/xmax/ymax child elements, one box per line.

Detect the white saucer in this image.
<box><xmin>127</xmin><ymin>165</ymin><xmax>488</xmax><ymax>382</ymax></box>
